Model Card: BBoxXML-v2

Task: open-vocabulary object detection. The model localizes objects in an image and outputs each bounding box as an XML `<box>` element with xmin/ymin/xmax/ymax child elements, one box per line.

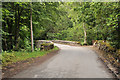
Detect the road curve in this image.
<box><xmin>12</xmin><ymin>43</ymin><xmax>113</xmax><ymax>78</ymax></box>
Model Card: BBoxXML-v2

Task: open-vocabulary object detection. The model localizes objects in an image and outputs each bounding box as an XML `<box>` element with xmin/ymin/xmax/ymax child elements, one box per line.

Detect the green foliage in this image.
<box><xmin>2</xmin><ymin>2</ymin><xmax>120</xmax><ymax>52</ymax></box>
<box><xmin>2</xmin><ymin>46</ymin><xmax>59</xmax><ymax>67</ymax></box>
<box><xmin>2</xmin><ymin>52</ymin><xmax>16</xmax><ymax>66</ymax></box>
<box><xmin>2</xmin><ymin>2</ymin><xmax>30</xmax><ymax>51</ymax></box>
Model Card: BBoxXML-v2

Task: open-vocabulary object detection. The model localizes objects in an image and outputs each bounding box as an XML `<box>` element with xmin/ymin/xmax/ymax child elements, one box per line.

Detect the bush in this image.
<box><xmin>35</xmin><ymin>47</ymin><xmax>41</xmax><ymax>51</ymax></box>
<box><xmin>2</xmin><ymin>52</ymin><xmax>16</xmax><ymax>66</ymax></box>
<box><xmin>82</xmin><ymin>43</ymin><xmax>88</xmax><ymax>46</ymax></box>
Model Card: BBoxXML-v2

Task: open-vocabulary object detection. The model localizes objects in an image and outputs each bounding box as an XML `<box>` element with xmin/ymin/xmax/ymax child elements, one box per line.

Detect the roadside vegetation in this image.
<box><xmin>0</xmin><ymin>54</ymin><xmax>1</xmax><ymax>69</ymax></box>
<box><xmin>2</xmin><ymin>46</ymin><xmax>59</xmax><ymax>67</ymax></box>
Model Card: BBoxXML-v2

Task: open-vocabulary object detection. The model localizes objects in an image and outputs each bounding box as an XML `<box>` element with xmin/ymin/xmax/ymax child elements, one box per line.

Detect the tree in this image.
<box><xmin>30</xmin><ymin>2</ymin><xmax>34</xmax><ymax>52</ymax></box>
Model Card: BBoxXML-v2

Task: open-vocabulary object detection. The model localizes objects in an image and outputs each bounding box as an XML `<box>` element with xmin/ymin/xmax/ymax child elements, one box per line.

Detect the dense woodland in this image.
<box><xmin>2</xmin><ymin>2</ymin><xmax>120</xmax><ymax>51</ymax></box>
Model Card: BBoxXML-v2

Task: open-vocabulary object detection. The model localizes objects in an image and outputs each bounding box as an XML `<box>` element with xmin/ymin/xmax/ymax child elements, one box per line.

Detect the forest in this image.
<box><xmin>2</xmin><ymin>2</ymin><xmax>120</xmax><ymax>51</ymax></box>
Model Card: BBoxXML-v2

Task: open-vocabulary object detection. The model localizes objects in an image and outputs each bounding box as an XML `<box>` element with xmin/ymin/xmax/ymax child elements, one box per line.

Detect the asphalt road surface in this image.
<box><xmin>12</xmin><ymin>43</ymin><xmax>113</xmax><ymax>78</ymax></box>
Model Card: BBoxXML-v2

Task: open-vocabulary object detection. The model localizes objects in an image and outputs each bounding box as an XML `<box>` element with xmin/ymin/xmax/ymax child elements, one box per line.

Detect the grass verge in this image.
<box><xmin>2</xmin><ymin>46</ymin><xmax>59</xmax><ymax>67</ymax></box>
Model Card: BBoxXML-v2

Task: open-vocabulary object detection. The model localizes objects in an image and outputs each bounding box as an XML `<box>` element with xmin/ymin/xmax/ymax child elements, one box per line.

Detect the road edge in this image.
<box><xmin>91</xmin><ymin>47</ymin><xmax>120</xmax><ymax>79</ymax></box>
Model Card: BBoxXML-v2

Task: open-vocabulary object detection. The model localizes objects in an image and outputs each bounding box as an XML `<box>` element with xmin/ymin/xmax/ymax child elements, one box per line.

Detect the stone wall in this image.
<box><xmin>52</xmin><ymin>40</ymin><xmax>81</xmax><ymax>45</ymax></box>
<box><xmin>93</xmin><ymin>40</ymin><xmax>116</xmax><ymax>53</ymax></box>
<box><xmin>93</xmin><ymin>40</ymin><xmax>120</xmax><ymax>69</ymax></box>
<box><xmin>35</xmin><ymin>40</ymin><xmax>54</xmax><ymax>50</ymax></box>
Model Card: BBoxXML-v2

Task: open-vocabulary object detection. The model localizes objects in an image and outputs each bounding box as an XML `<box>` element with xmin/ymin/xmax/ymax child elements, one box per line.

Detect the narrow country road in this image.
<box><xmin>12</xmin><ymin>43</ymin><xmax>113</xmax><ymax>78</ymax></box>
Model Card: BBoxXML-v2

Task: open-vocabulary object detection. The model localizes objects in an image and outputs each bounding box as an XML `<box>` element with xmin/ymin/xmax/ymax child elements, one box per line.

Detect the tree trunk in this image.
<box><xmin>83</xmin><ymin>22</ymin><xmax>87</xmax><ymax>44</ymax></box>
<box><xmin>7</xmin><ymin>18</ymin><xmax>13</xmax><ymax>50</ymax></box>
<box><xmin>14</xmin><ymin>4</ymin><xmax>21</xmax><ymax>50</ymax></box>
<box><xmin>30</xmin><ymin>2</ymin><xmax>34</xmax><ymax>52</ymax></box>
